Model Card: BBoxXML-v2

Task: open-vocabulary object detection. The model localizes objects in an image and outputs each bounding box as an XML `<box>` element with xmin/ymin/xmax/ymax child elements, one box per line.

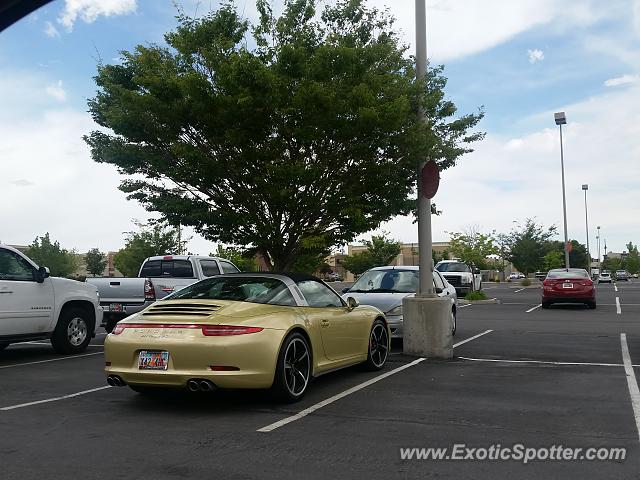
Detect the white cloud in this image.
<box><xmin>604</xmin><ymin>74</ymin><xmax>639</xmax><ymax>87</ymax></box>
<box><xmin>527</xmin><ymin>48</ymin><xmax>545</xmax><ymax>64</ymax></box>
<box><xmin>44</xmin><ymin>21</ymin><xmax>60</xmax><ymax>38</ymax></box>
<box><xmin>45</xmin><ymin>80</ymin><xmax>67</xmax><ymax>102</ymax></box>
<box><xmin>58</xmin><ymin>0</ymin><xmax>137</xmax><ymax>31</ymax></box>
<box><xmin>10</xmin><ymin>179</ymin><xmax>36</xmax><ymax>187</ymax></box>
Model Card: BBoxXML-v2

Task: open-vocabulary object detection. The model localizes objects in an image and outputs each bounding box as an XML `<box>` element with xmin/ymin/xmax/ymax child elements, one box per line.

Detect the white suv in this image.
<box><xmin>0</xmin><ymin>245</ymin><xmax>103</xmax><ymax>353</ymax></box>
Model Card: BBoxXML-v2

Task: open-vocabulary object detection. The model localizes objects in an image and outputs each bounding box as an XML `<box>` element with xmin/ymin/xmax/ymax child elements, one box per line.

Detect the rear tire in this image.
<box><xmin>587</xmin><ymin>301</ymin><xmax>597</xmax><ymax>309</ymax></box>
<box><xmin>364</xmin><ymin>319</ymin><xmax>389</xmax><ymax>371</ymax></box>
<box><xmin>541</xmin><ymin>301</ymin><xmax>551</xmax><ymax>309</ymax></box>
<box><xmin>451</xmin><ymin>308</ymin><xmax>457</xmax><ymax>336</ymax></box>
<box><xmin>271</xmin><ymin>332</ymin><xmax>311</xmax><ymax>403</ymax></box>
<box><xmin>51</xmin><ymin>307</ymin><xmax>93</xmax><ymax>354</ymax></box>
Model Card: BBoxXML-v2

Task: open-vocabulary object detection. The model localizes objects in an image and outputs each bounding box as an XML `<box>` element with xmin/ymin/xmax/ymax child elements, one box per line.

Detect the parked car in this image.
<box><xmin>88</xmin><ymin>254</ymin><xmax>239</xmax><ymax>332</ymax></box>
<box><xmin>542</xmin><ymin>268</ymin><xmax>596</xmax><ymax>309</ymax></box>
<box><xmin>598</xmin><ymin>272</ymin><xmax>612</xmax><ymax>284</ymax></box>
<box><xmin>509</xmin><ymin>272</ymin><xmax>525</xmax><ymax>280</ymax></box>
<box><xmin>534</xmin><ymin>271</ymin><xmax>547</xmax><ymax>281</ymax></box>
<box><xmin>341</xmin><ymin>266</ymin><xmax>457</xmax><ymax>338</ymax></box>
<box><xmin>105</xmin><ymin>273</ymin><xmax>388</xmax><ymax>402</ymax></box>
<box><xmin>615</xmin><ymin>270</ymin><xmax>629</xmax><ymax>281</ymax></box>
<box><xmin>435</xmin><ymin>260</ymin><xmax>481</xmax><ymax>296</ymax></box>
<box><xmin>0</xmin><ymin>244</ymin><xmax>103</xmax><ymax>353</ymax></box>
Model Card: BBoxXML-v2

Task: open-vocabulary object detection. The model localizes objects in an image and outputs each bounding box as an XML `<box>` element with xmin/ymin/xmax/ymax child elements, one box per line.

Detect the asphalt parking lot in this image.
<box><xmin>2</xmin><ymin>280</ymin><xmax>640</xmax><ymax>479</ymax></box>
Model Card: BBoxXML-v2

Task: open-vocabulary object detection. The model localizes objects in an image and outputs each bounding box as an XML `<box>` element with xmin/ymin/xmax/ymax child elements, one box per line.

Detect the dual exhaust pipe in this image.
<box><xmin>107</xmin><ymin>375</ymin><xmax>125</xmax><ymax>387</ymax></box>
<box><xmin>187</xmin><ymin>379</ymin><xmax>216</xmax><ymax>392</ymax></box>
<box><xmin>107</xmin><ymin>375</ymin><xmax>215</xmax><ymax>392</ymax></box>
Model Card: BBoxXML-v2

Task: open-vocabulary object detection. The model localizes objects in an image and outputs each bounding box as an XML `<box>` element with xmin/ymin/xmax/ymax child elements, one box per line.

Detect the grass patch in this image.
<box><xmin>465</xmin><ymin>290</ymin><xmax>487</xmax><ymax>301</ymax></box>
<box><xmin>521</xmin><ymin>278</ymin><xmax>532</xmax><ymax>286</ymax></box>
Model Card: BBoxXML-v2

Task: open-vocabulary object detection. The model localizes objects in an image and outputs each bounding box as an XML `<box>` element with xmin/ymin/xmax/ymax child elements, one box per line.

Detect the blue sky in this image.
<box><xmin>1</xmin><ymin>0</ymin><xmax>639</xmax><ymax>259</ymax></box>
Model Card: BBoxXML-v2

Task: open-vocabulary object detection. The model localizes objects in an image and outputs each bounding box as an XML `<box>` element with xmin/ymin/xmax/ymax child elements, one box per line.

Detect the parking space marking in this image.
<box><xmin>458</xmin><ymin>356</ymin><xmax>639</xmax><ymax>368</ymax></box>
<box><xmin>615</xmin><ymin>285</ymin><xmax>619</xmax><ymax>292</ymax></box>
<box><xmin>526</xmin><ymin>304</ymin><xmax>542</xmax><ymax>313</ymax></box>
<box><xmin>22</xmin><ymin>341</ymin><xmax>103</xmax><ymax>348</ymax></box>
<box><xmin>0</xmin><ymin>386</ymin><xmax>111</xmax><ymax>411</ymax></box>
<box><xmin>0</xmin><ymin>351</ymin><xmax>103</xmax><ymax>370</ymax></box>
<box><xmin>514</xmin><ymin>288</ymin><xmax>525</xmax><ymax>293</ymax></box>
<box><xmin>620</xmin><ymin>334</ymin><xmax>640</xmax><ymax>442</ymax></box>
<box><xmin>617</xmin><ymin>297</ymin><xmax>622</xmax><ymax>314</ymax></box>
<box><xmin>458</xmin><ymin>304</ymin><xmax>473</xmax><ymax>309</ymax></box>
<box><xmin>257</xmin><ymin>330</ymin><xmax>493</xmax><ymax>433</ymax></box>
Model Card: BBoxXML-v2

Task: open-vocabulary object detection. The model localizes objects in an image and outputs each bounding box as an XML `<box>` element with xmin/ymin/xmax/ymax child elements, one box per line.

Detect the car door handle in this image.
<box><xmin>320</xmin><ymin>319</ymin><xmax>330</xmax><ymax>327</ymax></box>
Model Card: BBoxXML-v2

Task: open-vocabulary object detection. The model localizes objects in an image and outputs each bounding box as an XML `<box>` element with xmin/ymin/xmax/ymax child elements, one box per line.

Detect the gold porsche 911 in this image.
<box><xmin>104</xmin><ymin>273</ymin><xmax>390</xmax><ymax>402</ymax></box>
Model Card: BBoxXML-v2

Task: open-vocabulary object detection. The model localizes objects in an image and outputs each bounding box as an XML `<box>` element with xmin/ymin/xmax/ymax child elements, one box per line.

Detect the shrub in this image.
<box><xmin>465</xmin><ymin>290</ymin><xmax>487</xmax><ymax>301</ymax></box>
<box><xmin>521</xmin><ymin>278</ymin><xmax>532</xmax><ymax>286</ymax></box>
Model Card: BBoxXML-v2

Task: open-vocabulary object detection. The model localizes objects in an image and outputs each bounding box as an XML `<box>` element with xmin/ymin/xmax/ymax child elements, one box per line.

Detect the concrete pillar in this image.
<box><xmin>402</xmin><ymin>296</ymin><xmax>453</xmax><ymax>358</ymax></box>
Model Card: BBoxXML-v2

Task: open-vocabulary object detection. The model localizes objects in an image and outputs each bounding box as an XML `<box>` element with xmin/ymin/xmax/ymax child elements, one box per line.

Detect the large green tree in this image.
<box><xmin>85</xmin><ymin>0</ymin><xmax>483</xmax><ymax>271</ymax></box>
<box><xmin>114</xmin><ymin>222</ymin><xmax>184</xmax><ymax>276</ymax></box>
<box><xmin>625</xmin><ymin>242</ymin><xmax>639</xmax><ymax>274</ymax></box>
<box><xmin>342</xmin><ymin>234</ymin><xmax>401</xmax><ymax>275</ymax></box>
<box><xmin>504</xmin><ymin>219</ymin><xmax>557</xmax><ymax>275</ymax></box>
<box><xmin>213</xmin><ymin>245</ymin><xmax>258</xmax><ymax>272</ymax></box>
<box><xmin>26</xmin><ymin>233</ymin><xmax>77</xmax><ymax>277</ymax></box>
<box><xmin>85</xmin><ymin>248</ymin><xmax>107</xmax><ymax>277</ymax></box>
<box><xmin>545</xmin><ymin>240</ymin><xmax>588</xmax><ymax>270</ymax></box>
<box><xmin>447</xmin><ymin>227</ymin><xmax>497</xmax><ymax>269</ymax></box>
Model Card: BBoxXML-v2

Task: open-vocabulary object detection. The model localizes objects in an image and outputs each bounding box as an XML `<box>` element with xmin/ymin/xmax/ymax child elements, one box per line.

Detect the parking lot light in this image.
<box><xmin>554</xmin><ymin>111</ymin><xmax>570</xmax><ymax>269</ymax></box>
<box><xmin>582</xmin><ymin>184</ymin><xmax>590</xmax><ymax>270</ymax></box>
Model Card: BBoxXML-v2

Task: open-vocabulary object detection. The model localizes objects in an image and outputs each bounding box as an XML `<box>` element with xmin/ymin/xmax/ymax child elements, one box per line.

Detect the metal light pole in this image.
<box><xmin>582</xmin><ymin>184</ymin><xmax>590</xmax><ymax>270</ymax></box>
<box><xmin>555</xmin><ymin>112</ymin><xmax>570</xmax><ymax>269</ymax></box>
<box><xmin>415</xmin><ymin>0</ymin><xmax>434</xmax><ymax>297</ymax></box>
<box><xmin>597</xmin><ymin>225</ymin><xmax>601</xmax><ymax>270</ymax></box>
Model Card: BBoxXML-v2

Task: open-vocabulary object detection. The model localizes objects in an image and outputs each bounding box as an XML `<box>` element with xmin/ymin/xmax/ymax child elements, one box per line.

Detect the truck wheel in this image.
<box><xmin>51</xmin><ymin>307</ymin><xmax>93</xmax><ymax>354</ymax></box>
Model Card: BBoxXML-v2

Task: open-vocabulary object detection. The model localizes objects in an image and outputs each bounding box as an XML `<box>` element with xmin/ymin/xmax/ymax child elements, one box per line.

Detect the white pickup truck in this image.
<box><xmin>0</xmin><ymin>245</ymin><xmax>103</xmax><ymax>353</ymax></box>
<box><xmin>87</xmin><ymin>254</ymin><xmax>239</xmax><ymax>332</ymax></box>
<box><xmin>435</xmin><ymin>260</ymin><xmax>482</xmax><ymax>296</ymax></box>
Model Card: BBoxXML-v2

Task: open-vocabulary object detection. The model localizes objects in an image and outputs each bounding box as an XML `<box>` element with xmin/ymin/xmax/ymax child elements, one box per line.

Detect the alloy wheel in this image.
<box><xmin>284</xmin><ymin>338</ymin><xmax>310</xmax><ymax>397</ymax></box>
<box><xmin>369</xmin><ymin>323</ymin><xmax>389</xmax><ymax>368</ymax></box>
<box><xmin>67</xmin><ymin>317</ymin><xmax>88</xmax><ymax>347</ymax></box>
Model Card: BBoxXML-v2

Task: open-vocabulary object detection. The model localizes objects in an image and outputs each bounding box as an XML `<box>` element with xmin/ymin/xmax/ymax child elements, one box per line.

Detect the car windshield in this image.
<box><xmin>547</xmin><ymin>270</ymin><xmax>590</xmax><ymax>279</ymax></box>
<box><xmin>167</xmin><ymin>276</ymin><xmax>296</xmax><ymax>306</ymax></box>
<box><xmin>436</xmin><ymin>262</ymin><xmax>470</xmax><ymax>273</ymax></box>
<box><xmin>349</xmin><ymin>269</ymin><xmax>418</xmax><ymax>293</ymax></box>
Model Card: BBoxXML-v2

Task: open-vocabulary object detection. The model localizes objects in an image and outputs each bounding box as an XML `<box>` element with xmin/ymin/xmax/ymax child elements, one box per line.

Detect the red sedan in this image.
<box><xmin>542</xmin><ymin>268</ymin><xmax>596</xmax><ymax>309</ymax></box>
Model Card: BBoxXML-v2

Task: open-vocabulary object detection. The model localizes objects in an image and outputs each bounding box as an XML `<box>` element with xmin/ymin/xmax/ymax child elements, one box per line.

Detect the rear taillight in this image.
<box><xmin>109</xmin><ymin>323</ymin><xmax>262</xmax><ymax>336</ymax></box>
<box><xmin>144</xmin><ymin>279</ymin><xmax>156</xmax><ymax>301</ymax></box>
<box><xmin>201</xmin><ymin>325</ymin><xmax>263</xmax><ymax>336</ymax></box>
<box><xmin>580</xmin><ymin>280</ymin><xmax>593</xmax><ymax>286</ymax></box>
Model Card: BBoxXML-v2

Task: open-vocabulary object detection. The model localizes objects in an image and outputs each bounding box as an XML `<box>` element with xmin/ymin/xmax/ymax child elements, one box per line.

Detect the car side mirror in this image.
<box><xmin>35</xmin><ymin>266</ymin><xmax>50</xmax><ymax>283</ymax></box>
<box><xmin>473</xmin><ymin>268</ymin><xmax>480</xmax><ymax>274</ymax></box>
<box><xmin>346</xmin><ymin>296</ymin><xmax>359</xmax><ymax>310</ymax></box>
<box><xmin>342</xmin><ymin>287</ymin><xmax>350</xmax><ymax>294</ymax></box>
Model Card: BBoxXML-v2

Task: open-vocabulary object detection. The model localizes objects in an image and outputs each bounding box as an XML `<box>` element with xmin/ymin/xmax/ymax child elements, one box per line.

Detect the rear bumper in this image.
<box><xmin>104</xmin><ymin>328</ymin><xmax>284</xmax><ymax>389</ymax></box>
<box><xmin>542</xmin><ymin>293</ymin><xmax>595</xmax><ymax>304</ymax></box>
<box><xmin>100</xmin><ymin>301</ymin><xmax>155</xmax><ymax>325</ymax></box>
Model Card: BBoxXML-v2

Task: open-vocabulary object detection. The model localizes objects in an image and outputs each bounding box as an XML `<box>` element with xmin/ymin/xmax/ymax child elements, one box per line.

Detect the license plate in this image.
<box><xmin>109</xmin><ymin>303</ymin><xmax>125</xmax><ymax>313</ymax></box>
<box><xmin>138</xmin><ymin>351</ymin><xmax>169</xmax><ymax>370</ymax></box>
<box><xmin>563</xmin><ymin>283</ymin><xmax>573</xmax><ymax>289</ymax></box>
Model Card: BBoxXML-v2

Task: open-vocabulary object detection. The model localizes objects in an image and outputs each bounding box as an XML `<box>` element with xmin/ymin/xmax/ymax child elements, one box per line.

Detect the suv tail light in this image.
<box><xmin>144</xmin><ymin>279</ymin><xmax>156</xmax><ymax>301</ymax></box>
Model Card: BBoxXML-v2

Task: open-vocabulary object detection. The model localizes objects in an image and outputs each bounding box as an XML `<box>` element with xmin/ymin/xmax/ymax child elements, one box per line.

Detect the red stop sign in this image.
<box><xmin>420</xmin><ymin>161</ymin><xmax>440</xmax><ymax>199</ymax></box>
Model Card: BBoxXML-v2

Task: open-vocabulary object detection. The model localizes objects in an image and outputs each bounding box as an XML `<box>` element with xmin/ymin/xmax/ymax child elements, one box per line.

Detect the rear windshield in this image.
<box><xmin>140</xmin><ymin>260</ymin><xmax>194</xmax><ymax>278</ymax></box>
<box><xmin>546</xmin><ymin>270</ymin><xmax>590</xmax><ymax>279</ymax></box>
<box><xmin>167</xmin><ymin>276</ymin><xmax>296</xmax><ymax>306</ymax></box>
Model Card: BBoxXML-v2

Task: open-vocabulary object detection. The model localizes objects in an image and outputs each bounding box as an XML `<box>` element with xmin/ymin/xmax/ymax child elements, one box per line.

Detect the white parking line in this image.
<box><xmin>615</xmin><ymin>285</ymin><xmax>619</xmax><ymax>292</ymax></box>
<box><xmin>526</xmin><ymin>304</ymin><xmax>542</xmax><ymax>313</ymax></box>
<box><xmin>22</xmin><ymin>342</ymin><xmax>103</xmax><ymax>348</ymax></box>
<box><xmin>459</xmin><ymin>356</ymin><xmax>640</xmax><ymax>367</ymax></box>
<box><xmin>617</xmin><ymin>297</ymin><xmax>622</xmax><ymax>314</ymax></box>
<box><xmin>458</xmin><ymin>304</ymin><xmax>473</xmax><ymax>309</ymax></box>
<box><xmin>257</xmin><ymin>330</ymin><xmax>493</xmax><ymax>433</ymax></box>
<box><xmin>620</xmin><ymin>334</ymin><xmax>640</xmax><ymax>442</ymax></box>
<box><xmin>514</xmin><ymin>288</ymin><xmax>525</xmax><ymax>293</ymax></box>
<box><xmin>0</xmin><ymin>352</ymin><xmax>103</xmax><ymax>370</ymax></box>
<box><xmin>0</xmin><ymin>386</ymin><xmax>111</xmax><ymax>411</ymax></box>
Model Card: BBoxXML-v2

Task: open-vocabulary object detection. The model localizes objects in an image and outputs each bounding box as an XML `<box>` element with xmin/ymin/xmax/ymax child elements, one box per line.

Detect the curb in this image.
<box><xmin>459</xmin><ymin>298</ymin><xmax>500</xmax><ymax>305</ymax></box>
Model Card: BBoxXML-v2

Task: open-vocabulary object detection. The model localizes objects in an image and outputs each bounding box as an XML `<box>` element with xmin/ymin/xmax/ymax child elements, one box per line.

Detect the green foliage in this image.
<box><xmin>465</xmin><ymin>290</ymin><xmax>487</xmax><ymax>301</ymax></box>
<box><xmin>114</xmin><ymin>221</ymin><xmax>184</xmax><ymax>277</ymax></box>
<box><xmin>602</xmin><ymin>256</ymin><xmax>623</xmax><ymax>273</ymax></box>
<box><xmin>432</xmin><ymin>248</ymin><xmax>449</xmax><ymax>263</ymax></box>
<box><xmin>626</xmin><ymin>242</ymin><xmax>639</xmax><ymax>274</ymax></box>
<box><xmin>504</xmin><ymin>219</ymin><xmax>557</xmax><ymax>275</ymax></box>
<box><xmin>213</xmin><ymin>245</ymin><xmax>258</xmax><ymax>272</ymax></box>
<box><xmin>543</xmin><ymin>250</ymin><xmax>563</xmax><ymax>271</ymax></box>
<box><xmin>26</xmin><ymin>233</ymin><xmax>77</xmax><ymax>277</ymax></box>
<box><xmin>85</xmin><ymin>248</ymin><xmax>107</xmax><ymax>277</ymax></box>
<box><xmin>521</xmin><ymin>278</ymin><xmax>531</xmax><ymax>286</ymax></box>
<box><xmin>85</xmin><ymin>0</ymin><xmax>484</xmax><ymax>271</ymax></box>
<box><xmin>447</xmin><ymin>228</ymin><xmax>497</xmax><ymax>269</ymax></box>
<box><xmin>342</xmin><ymin>234</ymin><xmax>401</xmax><ymax>275</ymax></box>
<box><xmin>546</xmin><ymin>240</ymin><xmax>588</xmax><ymax>270</ymax></box>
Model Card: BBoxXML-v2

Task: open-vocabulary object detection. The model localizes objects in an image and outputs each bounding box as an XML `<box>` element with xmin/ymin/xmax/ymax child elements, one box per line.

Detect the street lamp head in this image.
<box><xmin>582</xmin><ymin>184</ymin><xmax>589</xmax><ymax>190</ymax></box>
<box><xmin>554</xmin><ymin>111</ymin><xmax>567</xmax><ymax>125</ymax></box>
